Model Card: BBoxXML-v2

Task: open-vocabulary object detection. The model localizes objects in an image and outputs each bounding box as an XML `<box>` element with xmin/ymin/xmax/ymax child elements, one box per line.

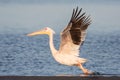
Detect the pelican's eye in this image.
<box><xmin>45</xmin><ymin>27</ymin><xmax>47</xmax><ymax>30</ymax></box>
<box><xmin>44</xmin><ymin>27</ymin><xmax>49</xmax><ymax>31</ymax></box>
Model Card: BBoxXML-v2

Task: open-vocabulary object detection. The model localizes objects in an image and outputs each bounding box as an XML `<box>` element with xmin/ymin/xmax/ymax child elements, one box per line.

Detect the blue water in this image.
<box><xmin>0</xmin><ymin>32</ymin><xmax>120</xmax><ymax>76</ymax></box>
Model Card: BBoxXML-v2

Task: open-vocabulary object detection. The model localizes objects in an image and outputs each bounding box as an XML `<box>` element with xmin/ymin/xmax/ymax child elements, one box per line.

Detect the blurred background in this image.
<box><xmin>0</xmin><ymin>0</ymin><xmax>120</xmax><ymax>34</ymax></box>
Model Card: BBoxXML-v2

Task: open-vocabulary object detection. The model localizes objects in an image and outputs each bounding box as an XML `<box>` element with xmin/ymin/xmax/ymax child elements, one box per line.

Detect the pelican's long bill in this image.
<box><xmin>27</xmin><ymin>30</ymin><xmax>48</xmax><ymax>36</ymax></box>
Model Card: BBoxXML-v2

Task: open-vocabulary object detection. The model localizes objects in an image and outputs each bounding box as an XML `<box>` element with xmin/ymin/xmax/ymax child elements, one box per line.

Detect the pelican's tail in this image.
<box><xmin>78</xmin><ymin>58</ymin><xmax>87</xmax><ymax>64</ymax></box>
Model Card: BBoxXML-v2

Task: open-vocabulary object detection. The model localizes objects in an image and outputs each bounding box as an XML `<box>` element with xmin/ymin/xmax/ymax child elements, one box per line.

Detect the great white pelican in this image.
<box><xmin>27</xmin><ymin>7</ymin><xmax>93</xmax><ymax>74</ymax></box>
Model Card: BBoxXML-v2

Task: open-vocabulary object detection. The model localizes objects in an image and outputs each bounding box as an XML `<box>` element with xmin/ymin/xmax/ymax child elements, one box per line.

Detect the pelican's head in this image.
<box><xmin>27</xmin><ymin>27</ymin><xmax>55</xmax><ymax>36</ymax></box>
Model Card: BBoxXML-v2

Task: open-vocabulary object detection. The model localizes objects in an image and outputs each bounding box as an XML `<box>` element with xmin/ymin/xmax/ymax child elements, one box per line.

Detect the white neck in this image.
<box><xmin>48</xmin><ymin>33</ymin><xmax>57</xmax><ymax>55</ymax></box>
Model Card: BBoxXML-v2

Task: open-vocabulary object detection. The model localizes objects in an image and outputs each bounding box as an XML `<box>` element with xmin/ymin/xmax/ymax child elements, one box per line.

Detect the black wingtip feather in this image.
<box><xmin>76</xmin><ymin>12</ymin><xmax>86</xmax><ymax>22</ymax></box>
<box><xmin>69</xmin><ymin>7</ymin><xmax>92</xmax><ymax>45</ymax></box>
<box><xmin>74</xmin><ymin>7</ymin><xmax>78</xmax><ymax>18</ymax></box>
<box><xmin>75</xmin><ymin>8</ymin><xmax>82</xmax><ymax>19</ymax></box>
<box><xmin>71</xmin><ymin>9</ymin><xmax>75</xmax><ymax>21</ymax></box>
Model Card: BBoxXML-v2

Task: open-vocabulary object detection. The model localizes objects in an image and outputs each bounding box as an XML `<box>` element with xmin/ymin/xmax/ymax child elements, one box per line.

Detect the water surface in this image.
<box><xmin>0</xmin><ymin>32</ymin><xmax>120</xmax><ymax>76</ymax></box>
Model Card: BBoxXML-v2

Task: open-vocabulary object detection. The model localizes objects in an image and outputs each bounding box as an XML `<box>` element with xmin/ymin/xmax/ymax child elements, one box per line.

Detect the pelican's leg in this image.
<box><xmin>77</xmin><ymin>63</ymin><xmax>92</xmax><ymax>74</ymax></box>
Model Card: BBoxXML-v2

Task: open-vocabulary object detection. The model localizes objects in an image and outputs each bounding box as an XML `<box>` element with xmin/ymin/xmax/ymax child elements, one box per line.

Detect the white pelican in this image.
<box><xmin>27</xmin><ymin>7</ymin><xmax>92</xmax><ymax>74</ymax></box>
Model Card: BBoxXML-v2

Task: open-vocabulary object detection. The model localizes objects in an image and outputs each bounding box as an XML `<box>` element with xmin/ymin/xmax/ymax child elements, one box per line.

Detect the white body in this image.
<box><xmin>53</xmin><ymin>53</ymin><xmax>87</xmax><ymax>66</ymax></box>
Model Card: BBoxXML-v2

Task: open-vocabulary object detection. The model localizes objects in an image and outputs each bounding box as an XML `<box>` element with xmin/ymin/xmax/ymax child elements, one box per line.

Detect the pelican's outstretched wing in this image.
<box><xmin>59</xmin><ymin>7</ymin><xmax>91</xmax><ymax>56</ymax></box>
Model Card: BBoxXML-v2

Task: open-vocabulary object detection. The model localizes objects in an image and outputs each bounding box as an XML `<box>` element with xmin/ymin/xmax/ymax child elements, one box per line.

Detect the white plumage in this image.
<box><xmin>27</xmin><ymin>7</ymin><xmax>92</xmax><ymax>74</ymax></box>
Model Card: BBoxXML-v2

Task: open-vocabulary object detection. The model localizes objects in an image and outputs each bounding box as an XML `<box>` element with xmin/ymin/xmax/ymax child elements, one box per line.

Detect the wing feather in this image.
<box><xmin>59</xmin><ymin>7</ymin><xmax>91</xmax><ymax>56</ymax></box>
